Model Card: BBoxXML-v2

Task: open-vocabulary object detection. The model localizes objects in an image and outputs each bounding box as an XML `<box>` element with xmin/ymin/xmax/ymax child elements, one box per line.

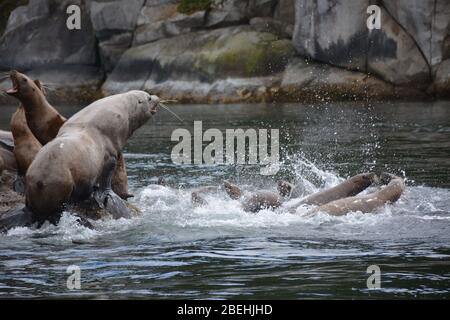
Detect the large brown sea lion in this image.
<box><xmin>288</xmin><ymin>173</ymin><xmax>378</xmax><ymax>210</ymax></box>
<box><xmin>307</xmin><ymin>173</ymin><xmax>405</xmax><ymax>216</ymax></box>
<box><xmin>25</xmin><ymin>90</ymin><xmax>159</xmax><ymax>222</ymax></box>
<box><xmin>6</xmin><ymin>70</ymin><xmax>65</xmax><ymax>145</ymax></box>
<box><xmin>223</xmin><ymin>180</ymin><xmax>283</xmax><ymax>212</ymax></box>
<box><xmin>5</xmin><ymin>70</ymin><xmax>131</xmax><ymax>199</ymax></box>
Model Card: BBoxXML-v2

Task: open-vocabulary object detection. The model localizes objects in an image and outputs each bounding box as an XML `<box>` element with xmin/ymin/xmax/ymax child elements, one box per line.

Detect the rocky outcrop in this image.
<box><xmin>367</xmin><ymin>7</ymin><xmax>430</xmax><ymax>85</ymax></box>
<box><xmin>431</xmin><ymin>59</ymin><xmax>450</xmax><ymax>96</ymax></box>
<box><xmin>0</xmin><ymin>0</ymin><xmax>97</xmax><ymax>70</ymax></box>
<box><xmin>383</xmin><ymin>0</ymin><xmax>450</xmax><ymax>72</ymax></box>
<box><xmin>0</xmin><ymin>0</ymin><xmax>448</xmax><ymax>104</ymax></box>
<box><xmin>103</xmin><ymin>25</ymin><xmax>295</xmax><ymax>93</ymax></box>
<box><xmin>293</xmin><ymin>0</ymin><xmax>370</xmax><ymax>71</ymax></box>
<box><xmin>292</xmin><ymin>0</ymin><xmax>446</xmax><ymax>87</ymax></box>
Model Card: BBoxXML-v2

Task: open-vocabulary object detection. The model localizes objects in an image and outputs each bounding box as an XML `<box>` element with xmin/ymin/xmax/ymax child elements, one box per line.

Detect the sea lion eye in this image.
<box><xmin>22</xmin><ymin>78</ymin><xmax>27</xmax><ymax>82</ymax></box>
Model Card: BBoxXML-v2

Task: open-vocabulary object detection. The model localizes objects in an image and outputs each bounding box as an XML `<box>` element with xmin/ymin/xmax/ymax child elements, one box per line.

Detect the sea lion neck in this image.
<box><xmin>20</xmin><ymin>90</ymin><xmax>50</xmax><ymax>115</ymax></box>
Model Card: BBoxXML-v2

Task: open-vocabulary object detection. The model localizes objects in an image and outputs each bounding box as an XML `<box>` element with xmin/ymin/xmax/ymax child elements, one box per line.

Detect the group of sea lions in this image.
<box><xmin>0</xmin><ymin>71</ymin><xmax>160</xmax><ymax>232</ymax></box>
<box><xmin>191</xmin><ymin>172</ymin><xmax>405</xmax><ymax>215</ymax></box>
<box><xmin>0</xmin><ymin>70</ymin><xmax>406</xmax><ymax>233</ymax></box>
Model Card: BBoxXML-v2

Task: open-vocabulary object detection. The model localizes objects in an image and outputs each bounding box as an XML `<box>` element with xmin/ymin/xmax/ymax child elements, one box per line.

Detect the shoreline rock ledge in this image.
<box><xmin>0</xmin><ymin>0</ymin><xmax>449</xmax><ymax>105</ymax></box>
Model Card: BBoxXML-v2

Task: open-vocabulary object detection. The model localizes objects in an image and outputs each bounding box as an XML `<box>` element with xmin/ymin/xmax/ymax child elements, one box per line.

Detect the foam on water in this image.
<box><xmin>2</xmin><ymin>156</ymin><xmax>449</xmax><ymax>244</ymax></box>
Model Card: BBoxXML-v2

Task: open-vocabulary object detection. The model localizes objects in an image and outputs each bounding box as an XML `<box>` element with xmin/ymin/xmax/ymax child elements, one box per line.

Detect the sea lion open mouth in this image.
<box><xmin>6</xmin><ymin>72</ymin><xmax>19</xmax><ymax>95</ymax></box>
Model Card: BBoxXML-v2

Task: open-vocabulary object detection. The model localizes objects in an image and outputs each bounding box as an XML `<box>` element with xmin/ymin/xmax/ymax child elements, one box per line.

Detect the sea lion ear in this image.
<box><xmin>34</xmin><ymin>80</ymin><xmax>47</xmax><ymax>95</ymax></box>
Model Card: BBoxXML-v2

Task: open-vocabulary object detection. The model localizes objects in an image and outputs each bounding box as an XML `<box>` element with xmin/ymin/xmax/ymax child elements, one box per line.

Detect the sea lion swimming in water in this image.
<box><xmin>5</xmin><ymin>70</ymin><xmax>132</xmax><ymax>199</ymax></box>
<box><xmin>305</xmin><ymin>173</ymin><xmax>405</xmax><ymax>216</ymax></box>
<box><xmin>24</xmin><ymin>90</ymin><xmax>160</xmax><ymax>222</ymax></box>
<box><xmin>218</xmin><ymin>173</ymin><xmax>378</xmax><ymax>213</ymax></box>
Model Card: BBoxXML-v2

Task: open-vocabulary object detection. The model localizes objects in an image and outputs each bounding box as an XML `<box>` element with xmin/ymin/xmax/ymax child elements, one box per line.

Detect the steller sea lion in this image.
<box><xmin>6</xmin><ymin>70</ymin><xmax>65</xmax><ymax>145</ymax></box>
<box><xmin>223</xmin><ymin>180</ymin><xmax>283</xmax><ymax>212</ymax></box>
<box><xmin>306</xmin><ymin>173</ymin><xmax>405</xmax><ymax>216</ymax></box>
<box><xmin>221</xmin><ymin>173</ymin><xmax>377</xmax><ymax>213</ymax></box>
<box><xmin>5</xmin><ymin>70</ymin><xmax>132</xmax><ymax>199</ymax></box>
<box><xmin>289</xmin><ymin>173</ymin><xmax>378</xmax><ymax>209</ymax></box>
<box><xmin>25</xmin><ymin>90</ymin><xmax>160</xmax><ymax>222</ymax></box>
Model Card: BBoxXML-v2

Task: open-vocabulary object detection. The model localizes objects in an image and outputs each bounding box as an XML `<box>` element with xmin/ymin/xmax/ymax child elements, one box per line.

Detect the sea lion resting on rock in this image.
<box><xmin>24</xmin><ymin>90</ymin><xmax>160</xmax><ymax>222</ymax></box>
<box><xmin>218</xmin><ymin>173</ymin><xmax>378</xmax><ymax>213</ymax></box>
<box><xmin>5</xmin><ymin>71</ymin><xmax>132</xmax><ymax>200</ymax></box>
<box><xmin>306</xmin><ymin>173</ymin><xmax>405</xmax><ymax>216</ymax></box>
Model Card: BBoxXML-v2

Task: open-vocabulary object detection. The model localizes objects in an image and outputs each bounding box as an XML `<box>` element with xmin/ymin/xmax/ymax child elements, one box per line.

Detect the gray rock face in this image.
<box><xmin>206</xmin><ymin>0</ymin><xmax>250</xmax><ymax>27</ymax></box>
<box><xmin>99</xmin><ymin>33</ymin><xmax>133</xmax><ymax>72</ymax></box>
<box><xmin>206</xmin><ymin>0</ymin><xmax>278</xmax><ymax>28</ymax></box>
<box><xmin>293</xmin><ymin>0</ymin><xmax>370</xmax><ymax>71</ymax></box>
<box><xmin>133</xmin><ymin>4</ymin><xmax>206</xmax><ymax>46</ymax></box>
<box><xmin>104</xmin><ymin>26</ymin><xmax>295</xmax><ymax>93</ymax></box>
<box><xmin>292</xmin><ymin>0</ymin><xmax>433</xmax><ymax>84</ymax></box>
<box><xmin>0</xmin><ymin>0</ymin><xmax>97</xmax><ymax>70</ymax></box>
<box><xmin>383</xmin><ymin>0</ymin><xmax>450</xmax><ymax>71</ymax></box>
<box><xmin>367</xmin><ymin>7</ymin><xmax>430</xmax><ymax>85</ymax></box>
<box><xmin>273</xmin><ymin>0</ymin><xmax>295</xmax><ymax>36</ymax></box>
<box><xmin>432</xmin><ymin>59</ymin><xmax>450</xmax><ymax>95</ymax></box>
<box><xmin>4</xmin><ymin>0</ymin><xmax>49</xmax><ymax>33</ymax></box>
<box><xmin>89</xmin><ymin>0</ymin><xmax>144</xmax><ymax>40</ymax></box>
<box><xmin>280</xmin><ymin>57</ymin><xmax>395</xmax><ymax>100</ymax></box>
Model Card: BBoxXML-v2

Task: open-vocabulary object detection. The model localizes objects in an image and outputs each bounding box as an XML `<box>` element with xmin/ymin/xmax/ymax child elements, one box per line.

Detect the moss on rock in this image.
<box><xmin>177</xmin><ymin>0</ymin><xmax>211</xmax><ymax>15</ymax></box>
<box><xmin>197</xmin><ymin>31</ymin><xmax>296</xmax><ymax>78</ymax></box>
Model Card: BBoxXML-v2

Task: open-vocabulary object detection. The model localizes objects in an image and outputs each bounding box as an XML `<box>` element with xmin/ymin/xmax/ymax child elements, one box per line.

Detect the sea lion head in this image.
<box><xmin>349</xmin><ymin>172</ymin><xmax>378</xmax><ymax>191</ymax></box>
<box><xmin>126</xmin><ymin>90</ymin><xmax>160</xmax><ymax>118</ymax></box>
<box><xmin>6</xmin><ymin>70</ymin><xmax>45</xmax><ymax>102</ymax></box>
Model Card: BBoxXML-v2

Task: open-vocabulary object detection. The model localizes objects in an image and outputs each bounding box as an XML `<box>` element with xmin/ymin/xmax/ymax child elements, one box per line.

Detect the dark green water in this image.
<box><xmin>0</xmin><ymin>100</ymin><xmax>449</xmax><ymax>299</ymax></box>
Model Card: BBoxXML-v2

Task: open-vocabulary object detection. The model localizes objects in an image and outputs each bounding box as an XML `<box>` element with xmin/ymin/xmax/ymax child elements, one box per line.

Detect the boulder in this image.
<box><xmin>367</xmin><ymin>7</ymin><xmax>430</xmax><ymax>85</ymax></box>
<box><xmin>134</xmin><ymin>10</ymin><xmax>206</xmax><ymax>46</ymax></box>
<box><xmin>292</xmin><ymin>0</ymin><xmax>370</xmax><ymax>71</ymax></box>
<box><xmin>89</xmin><ymin>0</ymin><xmax>145</xmax><ymax>40</ymax></box>
<box><xmin>4</xmin><ymin>0</ymin><xmax>49</xmax><ymax>33</ymax></box>
<box><xmin>142</xmin><ymin>76</ymin><xmax>281</xmax><ymax>103</ymax></box>
<box><xmin>206</xmin><ymin>0</ymin><xmax>249</xmax><ymax>27</ymax></box>
<box><xmin>432</xmin><ymin>59</ymin><xmax>450</xmax><ymax>96</ymax></box>
<box><xmin>273</xmin><ymin>0</ymin><xmax>295</xmax><ymax>37</ymax></box>
<box><xmin>99</xmin><ymin>33</ymin><xmax>133</xmax><ymax>72</ymax></box>
<box><xmin>383</xmin><ymin>0</ymin><xmax>450</xmax><ymax>71</ymax></box>
<box><xmin>280</xmin><ymin>58</ymin><xmax>396</xmax><ymax>100</ymax></box>
<box><xmin>104</xmin><ymin>26</ymin><xmax>295</xmax><ymax>93</ymax></box>
<box><xmin>0</xmin><ymin>0</ymin><xmax>97</xmax><ymax>70</ymax></box>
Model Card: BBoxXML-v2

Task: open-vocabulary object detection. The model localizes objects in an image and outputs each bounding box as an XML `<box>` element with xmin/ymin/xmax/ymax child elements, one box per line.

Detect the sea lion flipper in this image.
<box><xmin>93</xmin><ymin>157</ymin><xmax>132</xmax><ymax>219</ymax></box>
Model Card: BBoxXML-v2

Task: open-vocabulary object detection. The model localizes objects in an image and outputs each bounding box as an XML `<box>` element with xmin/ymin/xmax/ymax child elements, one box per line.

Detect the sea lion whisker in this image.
<box><xmin>159</xmin><ymin>103</ymin><xmax>184</xmax><ymax>122</ymax></box>
<box><xmin>160</xmin><ymin>99</ymin><xmax>178</xmax><ymax>103</ymax></box>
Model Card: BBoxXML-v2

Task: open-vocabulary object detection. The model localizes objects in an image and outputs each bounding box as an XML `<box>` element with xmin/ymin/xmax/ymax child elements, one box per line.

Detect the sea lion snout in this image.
<box><xmin>149</xmin><ymin>95</ymin><xmax>160</xmax><ymax>115</ymax></box>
